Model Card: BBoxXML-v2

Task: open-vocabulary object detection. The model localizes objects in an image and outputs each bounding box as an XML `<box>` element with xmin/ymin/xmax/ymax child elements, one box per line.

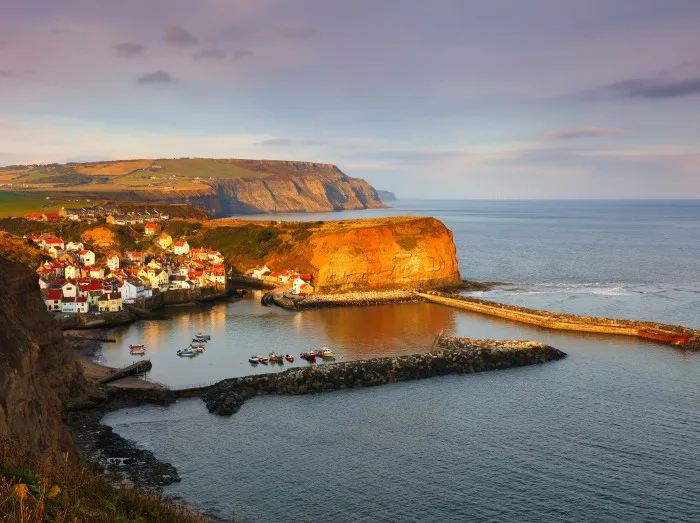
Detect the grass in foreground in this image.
<box><xmin>0</xmin><ymin>441</ymin><xmax>208</xmax><ymax>522</ymax></box>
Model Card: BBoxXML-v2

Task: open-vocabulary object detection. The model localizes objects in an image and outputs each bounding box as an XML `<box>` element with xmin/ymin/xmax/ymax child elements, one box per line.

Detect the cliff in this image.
<box><xmin>198</xmin><ymin>216</ymin><xmax>461</xmax><ymax>292</ymax></box>
<box><xmin>376</xmin><ymin>190</ymin><xmax>398</xmax><ymax>202</ymax></box>
<box><xmin>0</xmin><ymin>256</ymin><xmax>87</xmax><ymax>455</ymax></box>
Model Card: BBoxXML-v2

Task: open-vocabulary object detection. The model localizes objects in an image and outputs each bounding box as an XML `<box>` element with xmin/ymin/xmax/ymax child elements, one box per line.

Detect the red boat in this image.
<box><xmin>258</xmin><ymin>357</ymin><xmax>269</xmax><ymax>364</ymax></box>
<box><xmin>129</xmin><ymin>344</ymin><xmax>145</xmax><ymax>350</ymax></box>
<box><xmin>300</xmin><ymin>352</ymin><xmax>316</xmax><ymax>361</ymax></box>
<box><xmin>285</xmin><ymin>354</ymin><xmax>295</xmax><ymax>363</ymax></box>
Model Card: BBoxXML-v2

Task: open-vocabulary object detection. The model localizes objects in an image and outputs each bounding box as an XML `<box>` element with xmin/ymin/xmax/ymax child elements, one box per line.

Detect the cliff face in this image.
<box><xmin>0</xmin><ymin>256</ymin><xmax>86</xmax><ymax>455</ymax></box>
<box><xmin>200</xmin><ymin>164</ymin><xmax>385</xmax><ymax>215</ymax></box>
<box><xmin>205</xmin><ymin>216</ymin><xmax>461</xmax><ymax>292</ymax></box>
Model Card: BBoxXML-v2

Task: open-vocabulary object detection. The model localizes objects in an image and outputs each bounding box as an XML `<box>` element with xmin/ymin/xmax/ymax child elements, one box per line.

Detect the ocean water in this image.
<box><xmin>103</xmin><ymin>200</ymin><xmax>700</xmax><ymax>522</ymax></box>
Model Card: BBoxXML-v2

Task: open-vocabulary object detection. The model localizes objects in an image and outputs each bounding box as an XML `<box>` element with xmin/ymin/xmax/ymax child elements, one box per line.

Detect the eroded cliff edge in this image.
<box><xmin>204</xmin><ymin>216</ymin><xmax>462</xmax><ymax>292</ymax></box>
<box><xmin>0</xmin><ymin>256</ymin><xmax>87</xmax><ymax>455</ymax></box>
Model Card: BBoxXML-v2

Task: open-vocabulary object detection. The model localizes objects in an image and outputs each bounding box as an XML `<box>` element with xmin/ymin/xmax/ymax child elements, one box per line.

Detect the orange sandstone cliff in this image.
<box><xmin>201</xmin><ymin>216</ymin><xmax>461</xmax><ymax>292</ymax></box>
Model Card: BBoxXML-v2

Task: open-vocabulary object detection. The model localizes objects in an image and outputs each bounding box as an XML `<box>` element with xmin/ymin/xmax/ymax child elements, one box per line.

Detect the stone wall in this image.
<box><xmin>203</xmin><ymin>337</ymin><xmax>566</xmax><ymax>416</ymax></box>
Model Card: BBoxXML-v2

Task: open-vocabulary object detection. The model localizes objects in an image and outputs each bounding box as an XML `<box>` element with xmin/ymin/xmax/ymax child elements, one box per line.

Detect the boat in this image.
<box><xmin>195</xmin><ymin>332</ymin><xmax>211</xmax><ymax>340</ymax></box>
<box><xmin>268</xmin><ymin>352</ymin><xmax>284</xmax><ymax>364</ymax></box>
<box><xmin>249</xmin><ymin>356</ymin><xmax>260</xmax><ymax>364</ymax></box>
<box><xmin>129</xmin><ymin>344</ymin><xmax>145</xmax><ymax>350</ymax></box>
<box><xmin>130</xmin><ymin>347</ymin><xmax>146</xmax><ymax>356</ymax></box>
<box><xmin>300</xmin><ymin>351</ymin><xmax>317</xmax><ymax>361</ymax></box>
<box><xmin>177</xmin><ymin>349</ymin><xmax>197</xmax><ymax>357</ymax></box>
<box><xmin>285</xmin><ymin>354</ymin><xmax>295</xmax><ymax>363</ymax></box>
<box><xmin>192</xmin><ymin>337</ymin><xmax>208</xmax><ymax>343</ymax></box>
<box><xmin>258</xmin><ymin>357</ymin><xmax>269</xmax><ymax>364</ymax></box>
<box><xmin>320</xmin><ymin>347</ymin><xmax>335</xmax><ymax>359</ymax></box>
<box><xmin>191</xmin><ymin>344</ymin><xmax>206</xmax><ymax>353</ymax></box>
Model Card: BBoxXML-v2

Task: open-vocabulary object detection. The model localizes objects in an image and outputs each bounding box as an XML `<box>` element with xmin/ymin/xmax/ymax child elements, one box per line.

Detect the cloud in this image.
<box><xmin>0</xmin><ymin>70</ymin><xmax>15</xmax><ymax>78</ymax></box>
<box><xmin>232</xmin><ymin>49</ymin><xmax>253</xmax><ymax>61</ymax></box>
<box><xmin>212</xmin><ymin>25</ymin><xmax>244</xmax><ymax>43</ymax></box>
<box><xmin>193</xmin><ymin>48</ymin><xmax>226</xmax><ymax>61</ymax></box>
<box><xmin>256</xmin><ymin>138</ymin><xmax>293</xmax><ymax>147</ymax></box>
<box><xmin>164</xmin><ymin>25</ymin><xmax>198</xmax><ymax>46</ymax></box>
<box><xmin>604</xmin><ymin>76</ymin><xmax>700</xmax><ymax>99</ymax></box>
<box><xmin>546</xmin><ymin>127</ymin><xmax>627</xmax><ymax>140</ymax></box>
<box><xmin>276</xmin><ymin>27</ymin><xmax>318</xmax><ymax>40</ymax></box>
<box><xmin>114</xmin><ymin>42</ymin><xmax>145</xmax><ymax>57</ymax></box>
<box><xmin>137</xmin><ymin>70</ymin><xmax>174</xmax><ymax>85</ymax></box>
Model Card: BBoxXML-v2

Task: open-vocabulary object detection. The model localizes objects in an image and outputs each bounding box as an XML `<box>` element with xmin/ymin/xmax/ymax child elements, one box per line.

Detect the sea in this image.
<box><xmin>102</xmin><ymin>200</ymin><xmax>700</xmax><ymax>522</ymax></box>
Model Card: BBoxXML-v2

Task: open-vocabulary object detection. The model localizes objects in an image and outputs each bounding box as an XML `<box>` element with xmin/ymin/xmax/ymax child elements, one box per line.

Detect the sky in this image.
<box><xmin>1</xmin><ymin>0</ymin><xmax>699</xmax><ymax>198</ymax></box>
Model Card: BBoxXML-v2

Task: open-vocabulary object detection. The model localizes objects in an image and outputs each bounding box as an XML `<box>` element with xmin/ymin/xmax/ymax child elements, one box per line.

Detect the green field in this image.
<box><xmin>0</xmin><ymin>192</ymin><xmax>95</xmax><ymax>217</ymax></box>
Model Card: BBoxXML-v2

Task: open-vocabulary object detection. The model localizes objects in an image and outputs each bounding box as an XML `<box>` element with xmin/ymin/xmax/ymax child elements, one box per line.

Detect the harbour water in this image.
<box><xmin>102</xmin><ymin>200</ymin><xmax>700</xmax><ymax>522</ymax></box>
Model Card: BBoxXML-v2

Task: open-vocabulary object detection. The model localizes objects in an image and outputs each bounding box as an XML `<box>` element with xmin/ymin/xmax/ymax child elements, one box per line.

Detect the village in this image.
<box><xmin>25</xmin><ymin>220</ymin><xmax>315</xmax><ymax>315</ymax></box>
<box><xmin>24</xmin><ymin>205</ymin><xmax>170</xmax><ymax>224</ymax></box>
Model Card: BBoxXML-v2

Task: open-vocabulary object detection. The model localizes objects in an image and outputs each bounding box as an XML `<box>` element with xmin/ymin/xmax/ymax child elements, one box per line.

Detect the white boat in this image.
<box><xmin>130</xmin><ymin>347</ymin><xmax>146</xmax><ymax>355</ymax></box>
<box><xmin>191</xmin><ymin>344</ymin><xmax>206</xmax><ymax>353</ymax></box>
<box><xmin>249</xmin><ymin>355</ymin><xmax>260</xmax><ymax>364</ymax></box>
<box><xmin>194</xmin><ymin>332</ymin><xmax>211</xmax><ymax>340</ymax></box>
<box><xmin>320</xmin><ymin>347</ymin><xmax>335</xmax><ymax>359</ymax></box>
<box><xmin>177</xmin><ymin>349</ymin><xmax>197</xmax><ymax>357</ymax></box>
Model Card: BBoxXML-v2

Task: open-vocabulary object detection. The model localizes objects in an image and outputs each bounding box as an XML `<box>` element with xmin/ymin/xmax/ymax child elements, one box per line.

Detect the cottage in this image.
<box><xmin>88</xmin><ymin>266</ymin><xmax>105</xmax><ymax>279</ymax></box>
<box><xmin>206</xmin><ymin>269</ymin><xmax>227</xmax><ymax>287</ymax></box>
<box><xmin>25</xmin><ymin>213</ymin><xmax>46</xmax><ymax>221</ymax></box>
<box><xmin>145</xmin><ymin>222</ymin><xmax>161</xmax><ymax>235</ymax></box>
<box><xmin>278</xmin><ymin>270</ymin><xmax>293</xmax><ymax>284</ymax></box>
<box><xmin>173</xmin><ymin>240</ymin><xmax>190</xmax><ymax>256</ymax></box>
<box><xmin>157</xmin><ymin>232</ymin><xmax>173</xmax><ymax>249</ymax></box>
<box><xmin>61</xmin><ymin>281</ymin><xmax>77</xmax><ymax>298</ymax></box>
<box><xmin>125</xmin><ymin>251</ymin><xmax>144</xmax><ymax>264</ymax></box>
<box><xmin>61</xmin><ymin>297</ymin><xmax>77</xmax><ymax>313</ymax></box>
<box><xmin>168</xmin><ymin>274</ymin><xmax>195</xmax><ymax>290</ymax></box>
<box><xmin>79</xmin><ymin>250</ymin><xmax>95</xmax><ymax>266</ymax></box>
<box><xmin>75</xmin><ymin>296</ymin><xmax>89</xmax><ymax>314</ymax></box>
<box><xmin>107</xmin><ymin>254</ymin><xmax>120</xmax><ymax>271</ymax></box>
<box><xmin>252</xmin><ymin>265</ymin><xmax>271</xmax><ymax>279</ymax></box>
<box><xmin>65</xmin><ymin>241</ymin><xmax>84</xmax><ymax>252</ymax></box>
<box><xmin>208</xmin><ymin>250</ymin><xmax>225</xmax><ymax>264</ymax></box>
<box><xmin>87</xmin><ymin>290</ymin><xmax>103</xmax><ymax>308</ymax></box>
<box><xmin>43</xmin><ymin>212</ymin><xmax>60</xmax><ymax>221</ymax></box>
<box><xmin>42</xmin><ymin>237</ymin><xmax>65</xmax><ymax>251</ymax></box>
<box><xmin>47</xmin><ymin>246</ymin><xmax>64</xmax><ymax>259</ymax></box>
<box><xmin>119</xmin><ymin>279</ymin><xmax>145</xmax><ymax>303</ymax></box>
<box><xmin>98</xmin><ymin>293</ymin><xmax>123</xmax><ymax>312</ymax></box>
<box><xmin>45</xmin><ymin>290</ymin><xmax>62</xmax><ymax>311</ymax></box>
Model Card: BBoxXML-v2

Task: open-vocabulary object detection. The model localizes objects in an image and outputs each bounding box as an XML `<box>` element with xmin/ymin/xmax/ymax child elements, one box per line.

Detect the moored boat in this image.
<box><xmin>130</xmin><ymin>347</ymin><xmax>146</xmax><ymax>355</ymax></box>
<box><xmin>300</xmin><ymin>351</ymin><xmax>317</xmax><ymax>361</ymax></box>
<box><xmin>321</xmin><ymin>347</ymin><xmax>335</xmax><ymax>359</ymax></box>
<box><xmin>249</xmin><ymin>355</ymin><xmax>260</xmax><ymax>364</ymax></box>
<box><xmin>192</xmin><ymin>337</ymin><xmax>208</xmax><ymax>343</ymax></box>
<box><xmin>129</xmin><ymin>344</ymin><xmax>145</xmax><ymax>350</ymax></box>
<box><xmin>191</xmin><ymin>344</ymin><xmax>206</xmax><ymax>352</ymax></box>
<box><xmin>258</xmin><ymin>356</ymin><xmax>269</xmax><ymax>364</ymax></box>
<box><xmin>195</xmin><ymin>332</ymin><xmax>211</xmax><ymax>340</ymax></box>
<box><xmin>177</xmin><ymin>349</ymin><xmax>197</xmax><ymax>357</ymax></box>
<box><xmin>285</xmin><ymin>354</ymin><xmax>295</xmax><ymax>363</ymax></box>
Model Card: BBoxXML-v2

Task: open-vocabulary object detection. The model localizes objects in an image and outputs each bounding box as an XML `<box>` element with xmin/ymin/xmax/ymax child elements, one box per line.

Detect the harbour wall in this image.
<box><xmin>417</xmin><ymin>290</ymin><xmax>700</xmax><ymax>350</ymax></box>
<box><xmin>202</xmin><ymin>336</ymin><xmax>567</xmax><ymax>416</ymax></box>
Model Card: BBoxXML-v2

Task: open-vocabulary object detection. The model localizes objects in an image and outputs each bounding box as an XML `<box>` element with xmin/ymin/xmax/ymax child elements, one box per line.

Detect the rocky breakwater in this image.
<box><xmin>203</xmin><ymin>337</ymin><xmax>566</xmax><ymax>416</ymax></box>
<box><xmin>0</xmin><ymin>255</ymin><xmax>88</xmax><ymax>456</ymax></box>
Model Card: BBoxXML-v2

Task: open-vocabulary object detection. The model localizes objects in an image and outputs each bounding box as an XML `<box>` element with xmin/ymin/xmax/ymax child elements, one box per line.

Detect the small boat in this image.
<box><xmin>320</xmin><ymin>347</ymin><xmax>335</xmax><ymax>359</ymax></box>
<box><xmin>300</xmin><ymin>352</ymin><xmax>317</xmax><ymax>361</ymax></box>
<box><xmin>129</xmin><ymin>344</ymin><xmax>145</xmax><ymax>350</ymax></box>
<box><xmin>268</xmin><ymin>352</ymin><xmax>284</xmax><ymax>364</ymax></box>
<box><xmin>191</xmin><ymin>344</ymin><xmax>206</xmax><ymax>353</ymax></box>
<box><xmin>249</xmin><ymin>356</ymin><xmax>260</xmax><ymax>364</ymax></box>
<box><xmin>258</xmin><ymin>357</ymin><xmax>269</xmax><ymax>365</ymax></box>
<box><xmin>195</xmin><ymin>332</ymin><xmax>211</xmax><ymax>340</ymax></box>
<box><xmin>177</xmin><ymin>349</ymin><xmax>197</xmax><ymax>357</ymax></box>
<box><xmin>192</xmin><ymin>337</ymin><xmax>208</xmax><ymax>343</ymax></box>
<box><xmin>285</xmin><ymin>354</ymin><xmax>295</xmax><ymax>363</ymax></box>
<box><xmin>130</xmin><ymin>347</ymin><xmax>146</xmax><ymax>356</ymax></box>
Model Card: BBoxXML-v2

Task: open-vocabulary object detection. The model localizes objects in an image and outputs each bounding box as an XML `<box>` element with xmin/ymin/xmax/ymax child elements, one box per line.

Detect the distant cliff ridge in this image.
<box><xmin>376</xmin><ymin>190</ymin><xmax>398</xmax><ymax>202</ymax></box>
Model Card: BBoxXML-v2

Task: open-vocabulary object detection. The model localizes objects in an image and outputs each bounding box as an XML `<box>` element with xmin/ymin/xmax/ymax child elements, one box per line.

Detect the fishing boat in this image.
<box><xmin>268</xmin><ymin>353</ymin><xmax>284</xmax><ymax>364</ymax></box>
<box><xmin>249</xmin><ymin>356</ymin><xmax>260</xmax><ymax>364</ymax></box>
<box><xmin>300</xmin><ymin>351</ymin><xmax>317</xmax><ymax>361</ymax></box>
<box><xmin>320</xmin><ymin>347</ymin><xmax>335</xmax><ymax>359</ymax></box>
<box><xmin>285</xmin><ymin>354</ymin><xmax>295</xmax><ymax>363</ymax></box>
<box><xmin>177</xmin><ymin>349</ymin><xmax>197</xmax><ymax>357</ymax></box>
<box><xmin>130</xmin><ymin>347</ymin><xmax>146</xmax><ymax>356</ymax></box>
<box><xmin>258</xmin><ymin>356</ymin><xmax>269</xmax><ymax>364</ymax></box>
<box><xmin>192</xmin><ymin>337</ymin><xmax>208</xmax><ymax>343</ymax></box>
<box><xmin>195</xmin><ymin>332</ymin><xmax>211</xmax><ymax>340</ymax></box>
<box><xmin>191</xmin><ymin>344</ymin><xmax>206</xmax><ymax>353</ymax></box>
<box><xmin>129</xmin><ymin>344</ymin><xmax>145</xmax><ymax>350</ymax></box>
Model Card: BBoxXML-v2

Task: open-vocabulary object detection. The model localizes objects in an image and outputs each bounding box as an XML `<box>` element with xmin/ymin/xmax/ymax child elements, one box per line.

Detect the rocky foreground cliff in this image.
<box><xmin>199</xmin><ymin>216</ymin><xmax>462</xmax><ymax>292</ymax></box>
<box><xmin>0</xmin><ymin>256</ymin><xmax>87</xmax><ymax>455</ymax></box>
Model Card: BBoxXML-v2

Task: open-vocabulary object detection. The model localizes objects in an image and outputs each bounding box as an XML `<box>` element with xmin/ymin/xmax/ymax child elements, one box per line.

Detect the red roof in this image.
<box><xmin>76</xmin><ymin>297</ymin><xmax>87</xmax><ymax>303</ymax></box>
<box><xmin>145</xmin><ymin>223</ymin><xmax>158</xmax><ymax>229</ymax></box>
<box><xmin>47</xmin><ymin>290</ymin><xmax>62</xmax><ymax>301</ymax></box>
<box><xmin>26</xmin><ymin>213</ymin><xmax>43</xmax><ymax>219</ymax></box>
<box><xmin>174</xmin><ymin>241</ymin><xmax>186</xmax><ymax>247</ymax></box>
<box><xmin>79</xmin><ymin>250</ymin><xmax>91</xmax><ymax>255</ymax></box>
<box><xmin>44</xmin><ymin>238</ymin><xmax>63</xmax><ymax>245</ymax></box>
<box><xmin>44</xmin><ymin>212</ymin><xmax>60</xmax><ymax>219</ymax></box>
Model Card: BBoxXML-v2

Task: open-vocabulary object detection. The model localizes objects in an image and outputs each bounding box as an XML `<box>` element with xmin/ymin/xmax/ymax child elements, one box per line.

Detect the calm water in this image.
<box><xmin>103</xmin><ymin>200</ymin><xmax>700</xmax><ymax>522</ymax></box>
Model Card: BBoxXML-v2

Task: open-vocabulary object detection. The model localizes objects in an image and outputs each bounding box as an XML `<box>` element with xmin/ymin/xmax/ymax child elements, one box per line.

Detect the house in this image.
<box><xmin>26</xmin><ymin>213</ymin><xmax>46</xmax><ymax>221</ymax></box>
<box><xmin>252</xmin><ymin>265</ymin><xmax>270</xmax><ymax>279</ymax></box>
<box><xmin>144</xmin><ymin>222</ymin><xmax>161</xmax><ymax>235</ymax></box>
<box><xmin>148</xmin><ymin>268</ymin><xmax>169</xmax><ymax>290</ymax></box>
<box><xmin>47</xmin><ymin>246</ymin><xmax>64</xmax><ymax>259</ymax></box>
<box><xmin>43</xmin><ymin>212</ymin><xmax>60</xmax><ymax>221</ymax></box>
<box><xmin>45</xmin><ymin>290</ymin><xmax>62</xmax><ymax>311</ymax></box>
<box><xmin>106</xmin><ymin>214</ymin><xmax>129</xmax><ymax>226</ymax></box>
<box><xmin>88</xmin><ymin>266</ymin><xmax>105</xmax><ymax>279</ymax></box>
<box><xmin>61</xmin><ymin>281</ymin><xmax>77</xmax><ymax>298</ymax></box>
<box><xmin>44</xmin><ymin>260</ymin><xmax>65</xmax><ymax>277</ymax></box>
<box><xmin>119</xmin><ymin>279</ymin><xmax>145</xmax><ymax>303</ymax></box>
<box><xmin>168</xmin><ymin>274</ymin><xmax>195</xmax><ymax>290</ymax></box>
<box><xmin>63</xmin><ymin>263</ymin><xmax>79</xmax><ymax>279</ymax></box>
<box><xmin>125</xmin><ymin>251</ymin><xmax>144</xmax><ymax>264</ymax></box>
<box><xmin>208</xmin><ymin>250</ymin><xmax>225</xmax><ymax>264</ymax></box>
<box><xmin>98</xmin><ymin>293</ymin><xmax>123</xmax><ymax>312</ymax></box>
<box><xmin>206</xmin><ymin>269</ymin><xmax>227</xmax><ymax>287</ymax></box>
<box><xmin>65</xmin><ymin>241</ymin><xmax>84</xmax><ymax>252</ymax></box>
<box><xmin>147</xmin><ymin>258</ymin><xmax>162</xmax><ymax>270</ymax></box>
<box><xmin>157</xmin><ymin>232</ymin><xmax>172</xmax><ymax>249</ymax></box>
<box><xmin>107</xmin><ymin>254</ymin><xmax>120</xmax><ymax>271</ymax></box>
<box><xmin>79</xmin><ymin>250</ymin><xmax>95</xmax><ymax>266</ymax></box>
<box><xmin>61</xmin><ymin>297</ymin><xmax>77</xmax><ymax>313</ymax></box>
<box><xmin>75</xmin><ymin>296</ymin><xmax>89</xmax><ymax>314</ymax></box>
<box><xmin>190</xmin><ymin>248</ymin><xmax>209</xmax><ymax>261</ymax></box>
<box><xmin>24</xmin><ymin>234</ymin><xmax>43</xmax><ymax>244</ymax></box>
<box><xmin>278</xmin><ymin>270</ymin><xmax>293</xmax><ymax>285</ymax></box>
<box><xmin>87</xmin><ymin>290</ymin><xmax>103</xmax><ymax>308</ymax></box>
<box><xmin>173</xmin><ymin>240</ymin><xmax>190</xmax><ymax>256</ymax></box>
<box><xmin>42</xmin><ymin>237</ymin><xmax>65</xmax><ymax>251</ymax></box>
